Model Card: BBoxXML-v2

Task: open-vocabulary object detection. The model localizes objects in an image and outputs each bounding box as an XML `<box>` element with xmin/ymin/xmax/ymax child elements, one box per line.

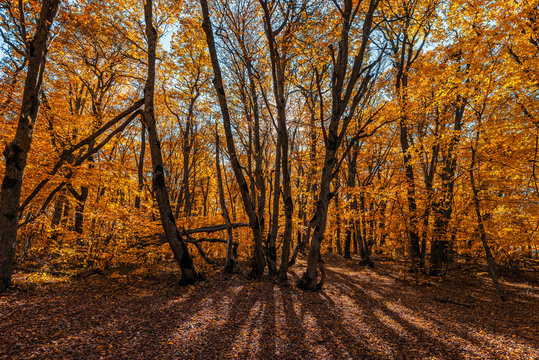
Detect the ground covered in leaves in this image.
<box><xmin>1</xmin><ymin>255</ymin><xmax>538</xmax><ymax>359</ymax></box>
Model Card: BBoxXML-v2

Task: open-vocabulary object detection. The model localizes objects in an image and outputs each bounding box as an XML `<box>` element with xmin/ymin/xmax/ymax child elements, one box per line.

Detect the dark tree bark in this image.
<box><xmin>298</xmin><ymin>0</ymin><xmax>381</xmax><ymax>290</ymax></box>
<box><xmin>335</xmin><ymin>192</ymin><xmax>343</xmax><ymax>255</ymax></box>
<box><xmin>470</xmin><ymin>130</ymin><xmax>506</xmax><ymax>301</ymax></box>
<box><xmin>51</xmin><ymin>190</ymin><xmax>67</xmax><ymax>227</ymax></box>
<box><xmin>430</xmin><ymin>100</ymin><xmax>465</xmax><ymax>274</ymax></box>
<box><xmin>258</xmin><ymin>0</ymin><xmax>296</xmax><ymax>281</ymax></box>
<box><xmin>215</xmin><ymin>132</ymin><xmax>235</xmax><ymax>273</ymax></box>
<box><xmin>135</xmin><ymin>124</ymin><xmax>146</xmax><ymax>209</ymax></box>
<box><xmin>418</xmin><ymin>107</ymin><xmax>440</xmax><ymax>272</ymax></box>
<box><xmin>267</xmin><ymin>140</ymin><xmax>281</xmax><ymax>274</ymax></box>
<box><xmin>180</xmin><ymin>92</ymin><xmax>198</xmax><ymax>216</ymax></box>
<box><xmin>143</xmin><ymin>0</ymin><xmax>197</xmax><ymax>284</ymax></box>
<box><xmin>383</xmin><ymin>0</ymin><xmax>436</xmax><ymax>272</ymax></box>
<box><xmin>0</xmin><ymin>0</ymin><xmax>61</xmax><ymax>292</ymax></box>
<box><xmin>397</xmin><ymin>76</ymin><xmax>422</xmax><ymax>270</ymax></box>
<box><xmin>200</xmin><ymin>0</ymin><xmax>265</xmax><ymax>277</ymax></box>
<box><xmin>73</xmin><ymin>186</ymin><xmax>89</xmax><ymax>234</ymax></box>
<box><xmin>344</xmin><ymin>142</ymin><xmax>359</xmax><ymax>259</ymax></box>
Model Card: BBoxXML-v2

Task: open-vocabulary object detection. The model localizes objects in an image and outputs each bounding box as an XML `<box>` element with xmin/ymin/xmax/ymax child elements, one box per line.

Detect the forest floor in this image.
<box><xmin>1</xmin><ymin>255</ymin><xmax>538</xmax><ymax>360</ymax></box>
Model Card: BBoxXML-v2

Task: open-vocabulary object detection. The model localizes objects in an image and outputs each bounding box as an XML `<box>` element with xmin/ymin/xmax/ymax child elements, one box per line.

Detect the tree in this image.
<box><xmin>0</xmin><ymin>0</ymin><xmax>61</xmax><ymax>292</ymax></box>
<box><xmin>142</xmin><ymin>0</ymin><xmax>197</xmax><ymax>284</ymax></box>
<box><xmin>298</xmin><ymin>0</ymin><xmax>383</xmax><ymax>290</ymax></box>
<box><xmin>199</xmin><ymin>0</ymin><xmax>266</xmax><ymax>277</ymax></box>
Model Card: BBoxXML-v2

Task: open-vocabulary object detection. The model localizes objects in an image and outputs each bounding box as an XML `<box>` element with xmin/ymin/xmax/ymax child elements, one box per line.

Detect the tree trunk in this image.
<box><xmin>344</xmin><ymin>144</ymin><xmax>358</xmax><ymax>259</ymax></box>
<box><xmin>257</xmin><ymin>0</ymin><xmax>294</xmax><ymax>281</ymax></box>
<box><xmin>470</xmin><ymin>132</ymin><xmax>506</xmax><ymax>301</ymax></box>
<box><xmin>344</xmin><ymin>231</ymin><xmax>352</xmax><ymax>258</ymax></box>
<box><xmin>267</xmin><ymin>134</ymin><xmax>281</xmax><ymax>275</ymax></box>
<box><xmin>397</xmin><ymin>73</ymin><xmax>422</xmax><ymax>271</ymax></box>
<box><xmin>336</xmin><ymin>193</ymin><xmax>342</xmax><ymax>255</ymax></box>
<box><xmin>135</xmin><ymin>124</ymin><xmax>146</xmax><ymax>209</ymax></box>
<box><xmin>200</xmin><ymin>0</ymin><xmax>265</xmax><ymax>277</ymax></box>
<box><xmin>215</xmin><ymin>132</ymin><xmax>235</xmax><ymax>273</ymax></box>
<box><xmin>143</xmin><ymin>0</ymin><xmax>197</xmax><ymax>284</ymax></box>
<box><xmin>430</xmin><ymin>101</ymin><xmax>464</xmax><ymax>274</ymax></box>
<box><xmin>74</xmin><ymin>186</ymin><xmax>88</xmax><ymax>234</ymax></box>
<box><xmin>181</xmin><ymin>109</ymin><xmax>192</xmax><ymax>216</ymax></box>
<box><xmin>0</xmin><ymin>0</ymin><xmax>61</xmax><ymax>292</ymax></box>
<box><xmin>298</xmin><ymin>0</ymin><xmax>380</xmax><ymax>290</ymax></box>
<box><xmin>51</xmin><ymin>190</ymin><xmax>67</xmax><ymax>227</ymax></box>
<box><xmin>297</xmin><ymin>143</ymin><xmax>337</xmax><ymax>290</ymax></box>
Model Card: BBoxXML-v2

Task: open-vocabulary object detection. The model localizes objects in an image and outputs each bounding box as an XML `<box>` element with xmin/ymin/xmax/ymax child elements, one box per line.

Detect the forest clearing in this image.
<box><xmin>1</xmin><ymin>0</ymin><xmax>538</xmax><ymax>358</ymax></box>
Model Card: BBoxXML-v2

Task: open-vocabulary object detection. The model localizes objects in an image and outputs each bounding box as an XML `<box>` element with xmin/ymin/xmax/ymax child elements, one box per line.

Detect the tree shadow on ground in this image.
<box><xmin>1</xmin><ymin>259</ymin><xmax>538</xmax><ymax>359</ymax></box>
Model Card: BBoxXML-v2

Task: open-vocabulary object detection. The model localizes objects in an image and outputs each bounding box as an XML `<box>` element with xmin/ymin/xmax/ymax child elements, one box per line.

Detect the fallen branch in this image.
<box><xmin>184</xmin><ymin>223</ymin><xmax>249</xmax><ymax>235</ymax></box>
<box><xmin>186</xmin><ymin>237</ymin><xmax>238</xmax><ymax>245</ymax></box>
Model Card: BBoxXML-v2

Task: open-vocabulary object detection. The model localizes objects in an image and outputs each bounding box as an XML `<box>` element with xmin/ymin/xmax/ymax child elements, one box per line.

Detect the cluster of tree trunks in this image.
<box><xmin>0</xmin><ymin>0</ymin><xmax>522</xmax><ymax>300</ymax></box>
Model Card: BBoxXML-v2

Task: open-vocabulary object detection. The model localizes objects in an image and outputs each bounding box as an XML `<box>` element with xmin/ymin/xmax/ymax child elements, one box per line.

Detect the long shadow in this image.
<box><xmin>0</xmin><ymin>277</ymin><xmax>219</xmax><ymax>359</ymax></box>
<box><xmin>169</xmin><ymin>279</ymin><xmax>272</xmax><ymax>359</ymax></box>
<box><xmin>279</xmin><ymin>281</ymin><xmax>310</xmax><ymax>358</ymax></box>
<box><xmin>3</xmin><ymin>264</ymin><xmax>537</xmax><ymax>359</ymax></box>
<box><xmin>258</xmin><ymin>284</ymin><xmax>277</xmax><ymax>358</ymax></box>
<box><xmin>327</xmin><ymin>267</ymin><xmax>537</xmax><ymax>359</ymax></box>
<box><xmin>327</xmin><ymin>269</ymin><xmax>464</xmax><ymax>359</ymax></box>
<box><xmin>286</xmin><ymin>269</ymin><xmax>383</xmax><ymax>359</ymax></box>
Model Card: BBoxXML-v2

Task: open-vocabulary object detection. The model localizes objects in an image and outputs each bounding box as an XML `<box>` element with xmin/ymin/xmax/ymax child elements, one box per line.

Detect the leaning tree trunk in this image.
<box><xmin>200</xmin><ymin>0</ymin><xmax>265</xmax><ymax>277</ymax></box>
<box><xmin>298</xmin><ymin>0</ymin><xmax>380</xmax><ymax>290</ymax></box>
<box><xmin>143</xmin><ymin>0</ymin><xmax>197</xmax><ymax>284</ymax></box>
<box><xmin>135</xmin><ymin>123</ymin><xmax>146</xmax><ymax>209</ymax></box>
<box><xmin>215</xmin><ymin>132</ymin><xmax>235</xmax><ymax>273</ymax></box>
<box><xmin>470</xmin><ymin>131</ymin><xmax>505</xmax><ymax>301</ymax></box>
<box><xmin>0</xmin><ymin>0</ymin><xmax>61</xmax><ymax>292</ymax></box>
<box><xmin>298</xmin><ymin>143</ymin><xmax>338</xmax><ymax>290</ymax></box>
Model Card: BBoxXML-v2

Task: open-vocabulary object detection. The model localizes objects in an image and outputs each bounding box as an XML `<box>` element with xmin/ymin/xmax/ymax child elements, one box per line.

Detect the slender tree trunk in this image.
<box><xmin>143</xmin><ymin>0</ymin><xmax>197</xmax><ymax>284</ymax></box>
<box><xmin>135</xmin><ymin>124</ymin><xmax>146</xmax><ymax>209</ymax></box>
<box><xmin>51</xmin><ymin>190</ymin><xmax>67</xmax><ymax>227</ymax></box>
<box><xmin>378</xmin><ymin>200</ymin><xmax>387</xmax><ymax>253</ymax></box>
<box><xmin>345</xmin><ymin>145</ymin><xmax>358</xmax><ymax>259</ymax></box>
<box><xmin>250</xmin><ymin>66</ymin><xmax>266</xmax><ymax>271</ymax></box>
<box><xmin>397</xmin><ymin>73</ymin><xmax>421</xmax><ymax>271</ymax></box>
<box><xmin>267</xmin><ymin>135</ymin><xmax>281</xmax><ymax>275</ymax></box>
<box><xmin>277</xmin><ymin>96</ymin><xmax>293</xmax><ymax>281</ymax></box>
<box><xmin>0</xmin><ymin>0</ymin><xmax>61</xmax><ymax>292</ymax></box>
<box><xmin>200</xmin><ymin>0</ymin><xmax>265</xmax><ymax>277</ymax></box>
<box><xmin>181</xmin><ymin>112</ymin><xmax>192</xmax><ymax>216</ymax></box>
<box><xmin>216</xmin><ymin>133</ymin><xmax>235</xmax><ymax>273</ymax></box>
<box><xmin>430</xmin><ymin>102</ymin><xmax>464</xmax><ymax>274</ymax></box>
<box><xmin>297</xmin><ymin>119</ymin><xmax>317</xmax><ymax>257</ymax></box>
<box><xmin>336</xmin><ymin>197</ymin><xmax>342</xmax><ymax>255</ymax></box>
<box><xmin>470</xmin><ymin>132</ymin><xmax>506</xmax><ymax>301</ymax></box>
<box><xmin>74</xmin><ymin>186</ymin><xmax>88</xmax><ymax>234</ymax></box>
<box><xmin>258</xmin><ymin>1</ymin><xmax>294</xmax><ymax>281</ymax></box>
<box><xmin>298</xmin><ymin>0</ymin><xmax>380</xmax><ymax>290</ymax></box>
